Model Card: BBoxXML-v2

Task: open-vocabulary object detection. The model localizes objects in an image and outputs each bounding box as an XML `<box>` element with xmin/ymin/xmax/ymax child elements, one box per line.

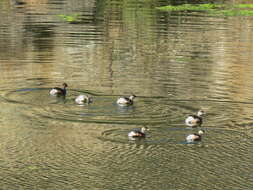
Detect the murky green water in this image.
<box><xmin>0</xmin><ymin>0</ymin><xmax>253</xmax><ymax>189</ymax></box>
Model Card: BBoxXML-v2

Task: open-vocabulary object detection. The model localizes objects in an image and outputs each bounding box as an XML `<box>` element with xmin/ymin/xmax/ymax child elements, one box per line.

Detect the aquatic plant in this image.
<box><xmin>157</xmin><ymin>3</ymin><xmax>253</xmax><ymax>17</ymax></box>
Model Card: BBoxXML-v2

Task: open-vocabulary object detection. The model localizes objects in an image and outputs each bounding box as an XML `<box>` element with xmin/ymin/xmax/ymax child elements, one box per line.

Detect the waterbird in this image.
<box><xmin>186</xmin><ymin>130</ymin><xmax>205</xmax><ymax>142</ymax></box>
<box><xmin>75</xmin><ymin>94</ymin><xmax>92</xmax><ymax>104</ymax></box>
<box><xmin>49</xmin><ymin>83</ymin><xmax>68</xmax><ymax>96</ymax></box>
<box><xmin>128</xmin><ymin>127</ymin><xmax>149</xmax><ymax>138</ymax></box>
<box><xmin>185</xmin><ymin>110</ymin><xmax>205</xmax><ymax>127</ymax></box>
<box><xmin>117</xmin><ymin>95</ymin><xmax>136</xmax><ymax>106</ymax></box>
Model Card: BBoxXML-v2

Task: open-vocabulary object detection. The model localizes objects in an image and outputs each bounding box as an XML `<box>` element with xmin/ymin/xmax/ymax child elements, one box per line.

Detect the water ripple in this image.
<box><xmin>100</xmin><ymin>126</ymin><xmax>252</xmax><ymax>146</ymax></box>
<box><xmin>1</xmin><ymin>88</ymin><xmax>188</xmax><ymax>125</ymax></box>
<box><xmin>2</xmin><ymin>88</ymin><xmax>253</xmax><ymax>128</ymax></box>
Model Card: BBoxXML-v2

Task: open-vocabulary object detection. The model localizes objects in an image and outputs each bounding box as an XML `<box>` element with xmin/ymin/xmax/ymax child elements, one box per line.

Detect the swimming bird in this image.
<box><xmin>185</xmin><ymin>110</ymin><xmax>205</xmax><ymax>127</ymax></box>
<box><xmin>128</xmin><ymin>127</ymin><xmax>149</xmax><ymax>138</ymax></box>
<box><xmin>75</xmin><ymin>94</ymin><xmax>92</xmax><ymax>104</ymax></box>
<box><xmin>186</xmin><ymin>130</ymin><xmax>205</xmax><ymax>142</ymax></box>
<box><xmin>49</xmin><ymin>83</ymin><xmax>68</xmax><ymax>96</ymax></box>
<box><xmin>117</xmin><ymin>95</ymin><xmax>136</xmax><ymax>106</ymax></box>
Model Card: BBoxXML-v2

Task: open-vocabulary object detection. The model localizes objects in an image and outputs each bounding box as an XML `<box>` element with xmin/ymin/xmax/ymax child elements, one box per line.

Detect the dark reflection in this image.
<box><xmin>11</xmin><ymin>0</ymin><xmax>26</xmax><ymax>6</ymax></box>
<box><xmin>25</xmin><ymin>25</ymin><xmax>55</xmax><ymax>51</ymax></box>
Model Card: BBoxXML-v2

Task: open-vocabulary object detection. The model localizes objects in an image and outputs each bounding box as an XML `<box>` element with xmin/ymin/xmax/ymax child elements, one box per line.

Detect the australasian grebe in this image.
<box><xmin>50</xmin><ymin>83</ymin><xmax>68</xmax><ymax>96</ymax></box>
<box><xmin>75</xmin><ymin>94</ymin><xmax>92</xmax><ymax>104</ymax></box>
<box><xmin>128</xmin><ymin>126</ymin><xmax>149</xmax><ymax>138</ymax></box>
<box><xmin>185</xmin><ymin>110</ymin><xmax>205</xmax><ymax>127</ymax></box>
<box><xmin>117</xmin><ymin>95</ymin><xmax>136</xmax><ymax>106</ymax></box>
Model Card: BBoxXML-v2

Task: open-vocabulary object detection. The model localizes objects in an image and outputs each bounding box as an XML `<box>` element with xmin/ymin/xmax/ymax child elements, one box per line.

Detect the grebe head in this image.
<box><xmin>129</xmin><ymin>94</ymin><xmax>136</xmax><ymax>100</ymax></box>
<box><xmin>62</xmin><ymin>83</ymin><xmax>68</xmax><ymax>88</ymax></box>
<box><xmin>141</xmin><ymin>126</ymin><xmax>149</xmax><ymax>133</ymax></box>
<box><xmin>197</xmin><ymin>110</ymin><xmax>205</xmax><ymax>117</ymax></box>
<box><xmin>198</xmin><ymin>129</ymin><xmax>205</xmax><ymax>135</ymax></box>
<box><xmin>87</xmin><ymin>95</ymin><xmax>93</xmax><ymax>103</ymax></box>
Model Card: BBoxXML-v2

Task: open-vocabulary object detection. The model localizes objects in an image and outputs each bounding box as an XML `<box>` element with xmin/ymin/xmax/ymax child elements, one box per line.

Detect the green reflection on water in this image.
<box><xmin>157</xmin><ymin>3</ymin><xmax>253</xmax><ymax>16</ymax></box>
<box><xmin>57</xmin><ymin>14</ymin><xmax>81</xmax><ymax>23</ymax></box>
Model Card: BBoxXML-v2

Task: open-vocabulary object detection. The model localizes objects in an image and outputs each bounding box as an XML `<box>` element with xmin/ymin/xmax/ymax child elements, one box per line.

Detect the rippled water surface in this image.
<box><xmin>0</xmin><ymin>0</ymin><xmax>253</xmax><ymax>189</ymax></box>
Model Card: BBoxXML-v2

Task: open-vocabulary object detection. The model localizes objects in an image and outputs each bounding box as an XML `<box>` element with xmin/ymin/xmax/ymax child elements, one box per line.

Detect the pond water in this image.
<box><xmin>0</xmin><ymin>0</ymin><xmax>253</xmax><ymax>189</ymax></box>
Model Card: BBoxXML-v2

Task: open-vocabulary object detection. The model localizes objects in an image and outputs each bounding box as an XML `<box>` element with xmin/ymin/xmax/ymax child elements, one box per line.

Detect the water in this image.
<box><xmin>0</xmin><ymin>0</ymin><xmax>253</xmax><ymax>189</ymax></box>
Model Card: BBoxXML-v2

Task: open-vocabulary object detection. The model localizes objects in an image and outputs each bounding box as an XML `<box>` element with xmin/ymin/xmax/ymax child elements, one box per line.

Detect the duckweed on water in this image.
<box><xmin>157</xmin><ymin>3</ymin><xmax>253</xmax><ymax>16</ymax></box>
